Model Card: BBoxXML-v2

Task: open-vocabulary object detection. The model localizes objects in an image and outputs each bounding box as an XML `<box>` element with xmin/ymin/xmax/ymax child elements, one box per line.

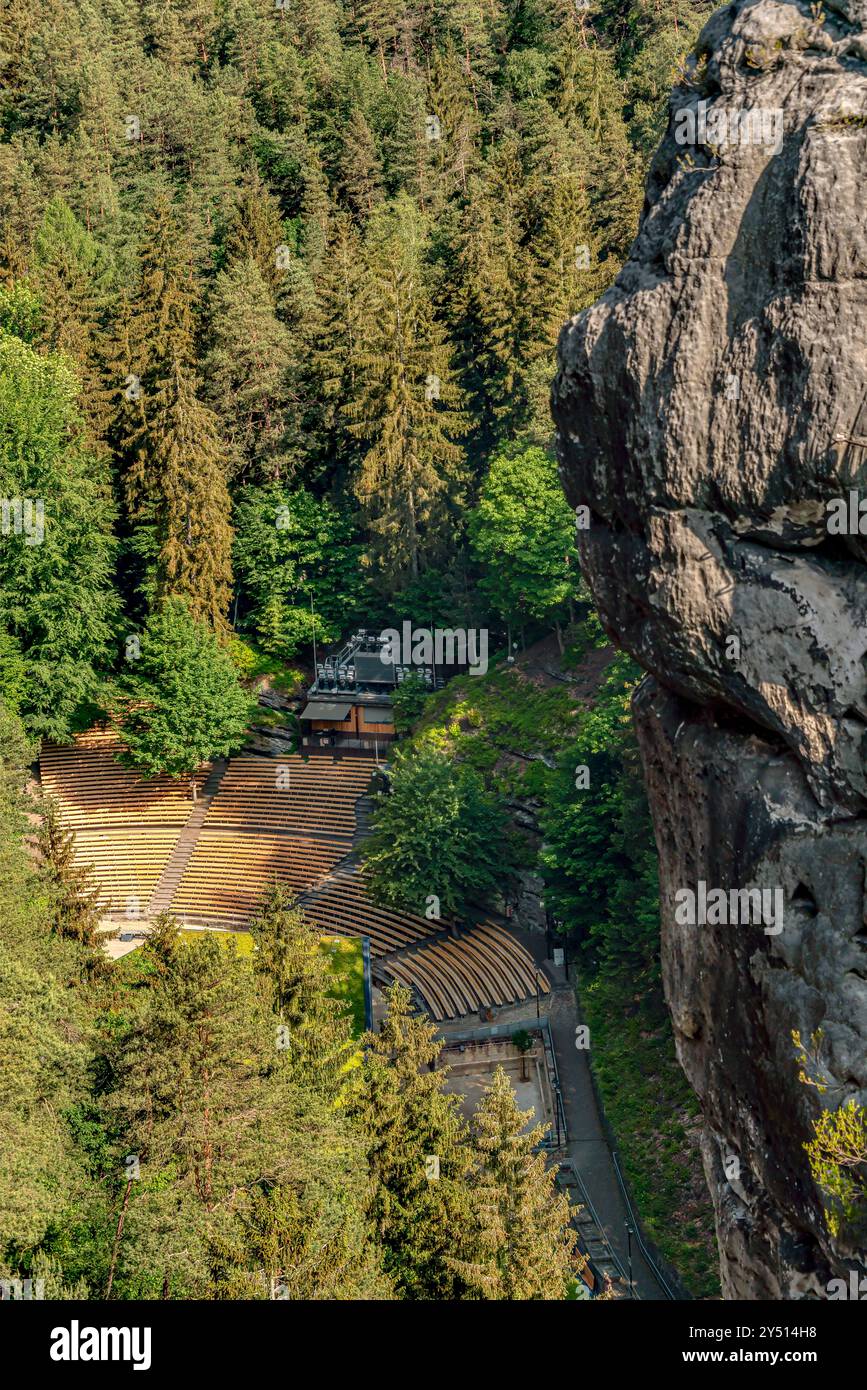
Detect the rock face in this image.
<box><xmin>553</xmin><ymin>0</ymin><xmax>867</xmax><ymax>1297</ymax></box>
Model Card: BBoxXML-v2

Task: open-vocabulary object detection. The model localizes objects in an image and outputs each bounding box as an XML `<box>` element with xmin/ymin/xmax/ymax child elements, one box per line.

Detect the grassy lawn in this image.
<box><xmin>578</xmin><ymin>969</ymin><xmax>720</xmax><ymax>1298</ymax></box>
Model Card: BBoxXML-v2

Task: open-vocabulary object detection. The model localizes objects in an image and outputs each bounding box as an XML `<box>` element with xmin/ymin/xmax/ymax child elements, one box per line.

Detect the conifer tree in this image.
<box><xmin>348</xmin><ymin>196</ymin><xmax>468</xmax><ymax>581</ymax></box>
<box><xmin>114</xmin><ymin>596</ymin><xmax>252</xmax><ymax>797</ymax></box>
<box><xmin>203</xmin><ymin>258</ymin><xmax>294</xmax><ymax>482</ymax></box>
<box><xmin>248</xmin><ymin>884</ymin><xmax>355</xmax><ymax>1097</ymax></box>
<box><xmin>120</xmin><ymin>194</ymin><xmax>233</xmax><ymax>626</ymax></box>
<box><xmin>337</xmin><ymin>107</ymin><xmax>385</xmax><ymax>218</ymax></box>
<box><xmin>304</xmin><ymin>211</ymin><xmax>366</xmax><ymax>485</ymax></box>
<box><xmin>38</xmin><ymin>796</ymin><xmax>102</xmax><ymax>950</ymax></box>
<box><xmin>127</xmin><ymin>361</ymin><xmax>234</xmax><ymax>627</ymax></box>
<box><xmin>207</xmin><ymin>1177</ymin><xmax>391</xmax><ymax>1300</ymax></box>
<box><xmin>32</xmin><ymin>198</ymin><xmax>115</xmax><ymax>444</ymax></box>
<box><xmin>222</xmin><ymin>172</ymin><xmax>287</xmax><ymax>294</ymax></box>
<box><xmin>349</xmin><ymin>981</ymin><xmax>474</xmax><ymax>1298</ymax></box>
<box><xmin>104</xmin><ymin>932</ymin><xmax>294</xmax><ymax>1296</ymax></box>
<box><xmin>451</xmin><ymin>1065</ymin><xmax>576</xmax><ymax>1299</ymax></box>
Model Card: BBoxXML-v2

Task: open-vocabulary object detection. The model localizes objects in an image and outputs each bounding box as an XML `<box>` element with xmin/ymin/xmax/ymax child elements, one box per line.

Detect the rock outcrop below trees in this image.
<box><xmin>553</xmin><ymin>0</ymin><xmax>867</xmax><ymax>1297</ymax></box>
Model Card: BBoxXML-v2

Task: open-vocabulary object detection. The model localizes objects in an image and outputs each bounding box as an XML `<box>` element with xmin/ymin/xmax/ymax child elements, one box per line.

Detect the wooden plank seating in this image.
<box><xmin>204</xmin><ymin>754</ymin><xmax>378</xmax><ymax>839</ymax></box>
<box><xmin>378</xmin><ymin>923</ymin><xmax>548</xmax><ymax>1022</ymax></box>
<box><xmin>170</xmin><ymin>831</ymin><xmax>348</xmax><ymax>924</ymax></box>
<box><xmin>39</xmin><ymin>731</ymin><xmax>546</xmax><ymax>1028</ymax></box>
<box><xmin>41</xmin><ymin>738</ymin><xmax>209</xmax><ymax>827</ymax></box>
<box><xmin>70</xmin><ymin>827</ymin><xmax>180</xmax><ymax>916</ymax></box>
<box><xmin>301</xmin><ymin>872</ymin><xmax>439</xmax><ymax>955</ymax></box>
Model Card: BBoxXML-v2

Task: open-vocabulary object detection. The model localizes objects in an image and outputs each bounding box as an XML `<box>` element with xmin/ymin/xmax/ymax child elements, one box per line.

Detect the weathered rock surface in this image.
<box><xmin>554</xmin><ymin>0</ymin><xmax>867</xmax><ymax>1297</ymax></box>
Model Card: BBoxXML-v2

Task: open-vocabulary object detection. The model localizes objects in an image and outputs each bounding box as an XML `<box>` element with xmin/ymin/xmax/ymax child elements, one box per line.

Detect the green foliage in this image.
<box><xmin>362</xmin><ymin>744</ymin><xmax>516</xmax><ymax>919</ymax></box>
<box><xmin>450</xmin><ymin>1065</ymin><xmax>576</xmax><ymax>1299</ymax></box>
<box><xmin>390</xmin><ymin>671</ymin><xmax>430</xmax><ymax>733</ymax></box>
<box><xmin>804</xmin><ymin>1100</ymin><xmax>867</xmax><ymax>1239</ymax></box>
<box><xmin>0</xmin><ymin>281</ymin><xmax>41</xmax><ymax>342</ymax></box>
<box><xmin>0</xmin><ymin>329</ymin><xmax>119</xmax><ymax>740</ymax></box>
<box><xmin>233</xmin><ymin>483</ymin><xmax>367</xmax><ymax>661</ymax></box>
<box><xmin>349</xmin><ymin>982</ymin><xmax>473</xmax><ymax>1299</ymax></box>
<box><xmin>114</xmin><ymin>597</ymin><xmax>253</xmax><ymax>786</ymax></box>
<box><xmin>248</xmin><ymin>884</ymin><xmax>355</xmax><ymax>1096</ymax></box>
<box><xmin>540</xmin><ymin>653</ymin><xmax>660</xmax><ymax>979</ymax></box>
<box><xmin>468</xmin><ymin>443</ymin><xmax>578</xmax><ymax>631</ymax></box>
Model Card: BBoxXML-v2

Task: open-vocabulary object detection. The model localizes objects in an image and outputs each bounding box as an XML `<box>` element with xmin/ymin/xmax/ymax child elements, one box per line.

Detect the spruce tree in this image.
<box><xmin>32</xmin><ymin>198</ymin><xmax>115</xmax><ymax>444</ymax></box>
<box><xmin>203</xmin><ymin>258</ymin><xmax>294</xmax><ymax>482</ymax></box>
<box><xmin>222</xmin><ymin>172</ymin><xmax>288</xmax><ymax>294</ymax></box>
<box><xmin>38</xmin><ymin>796</ymin><xmax>102</xmax><ymax>950</ymax></box>
<box><xmin>337</xmin><ymin>107</ymin><xmax>385</xmax><ymax>218</ymax></box>
<box><xmin>349</xmin><ymin>981</ymin><xmax>474</xmax><ymax>1298</ymax></box>
<box><xmin>248</xmin><ymin>884</ymin><xmax>355</xmax><ymax>1098</ymax></box>
<box><xmin>451</xmin><ymin>1065</ymin><xmax>577</xmax><ymax>1299</ymax></box>
<box><xmin>127</xmin><ymin>361</ymin><xmax>234</xmax><ymax>628</ymax></box>
<box><xmin>348</xmin><ymin>196</ymin><xmax>468</xmax><ymax>581</ymax></box>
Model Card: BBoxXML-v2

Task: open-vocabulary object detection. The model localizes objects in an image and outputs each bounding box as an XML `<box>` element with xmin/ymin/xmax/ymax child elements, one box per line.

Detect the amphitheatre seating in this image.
<box><xmin>40</xmin><ymin>734</ymin><xmax>544</xmax><ymax>1027</ymax></box>
<box><xmin>300</xmin><ymin>871</ymin><xmax>438</xmax><ymax>955</ymax></box>
<box><xmin>381</xmin><ymin>923</ymin><xmax>548</xmax><ymax>1023</ymax></box>
<box><xmin>41</xmin><ymin>735</ymin><xmax>209</xmax><ymax>827</ymax></box>
<box><xmin>70</xmin><ymin>828</ymin><xmax>180</xmax><ymax>917</ymax></box>
<box><xmin>204</xmin><ymin>754</ymin><xmax>377</xmax><ymax>839</ymax></box>
<box><xmin>170</xmin><ymin>831</ymin><xmax>348</xmax><ymax>927</ymax></box>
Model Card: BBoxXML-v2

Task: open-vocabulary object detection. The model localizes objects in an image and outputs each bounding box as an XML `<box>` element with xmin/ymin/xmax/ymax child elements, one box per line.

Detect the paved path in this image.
<box><xmin>544</xmin><ymin>979</ymin><xmax>670</xmax><ymax>1299</ymax></box>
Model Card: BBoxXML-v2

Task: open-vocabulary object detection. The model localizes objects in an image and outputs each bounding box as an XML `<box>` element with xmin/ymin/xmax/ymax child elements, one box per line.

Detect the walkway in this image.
<box><xmin>145</xmin><ymin>759</ymin><xmax>229</xmax><ymax>916</ymax></box>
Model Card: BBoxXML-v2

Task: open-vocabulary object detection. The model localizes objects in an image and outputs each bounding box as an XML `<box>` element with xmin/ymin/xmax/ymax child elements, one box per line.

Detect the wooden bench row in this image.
<box><xmin>169</xmin><ymin>832</ymin><xmax>350</xmax><ymax>920</ymax></box>
<box><xmin>300</xmin><ymin>872</ymin><xmax>438</xmax><ymax>955</ymax></box>
<box><xmin>41</xmin><ymin>745</ymin><xmax>208</xmax><ymax>826</ymax></box>
<box><xmin>70</xmin><ymin>827</ymin><xmax>180</xmax><ymax>913</ymax></box>
<box><xmin>382</xmin><ymin>925</ymin><xmax>548</xmax><ymax>1022</ymax></box>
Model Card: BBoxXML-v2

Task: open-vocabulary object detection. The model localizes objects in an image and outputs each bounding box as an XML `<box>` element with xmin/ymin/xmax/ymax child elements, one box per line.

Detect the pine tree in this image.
<box><xmin>304</xmin><ymin>211</ymin><xmax>367</xmax><ymax>486</ymax></box>
<box><xmin>207</xmin><ymin>1177</ymin><xmax>391</xmax><ymax>1300</ymax></box>
<box><xmin>126</xmin><ymin>361</ymin><xmax>234</xmax><ymax>628</ymax></box>
<box><xmin>38</xmin><ymin>796</ymin><xmax>102</xmax><ymax>950</ymax></box>
<box><xmin>104</xmin><ymin>932</ymin><xmax>294</xmax><ymax>1296</ymax></box>
<box><xmin>451</xmin><ymin>1065</ymin><xmax>577</xmax><ymax>1298</ymax></box>
<box><xmin>248</xmin><ymin>884</ymin><xmax>355</xmax><ymax>1097</ymax></box>
<box><xmin>31</xmin><ymin>198</ymin><xmax>115</xmax><ymax>444</ymax></box>
<box><xmin>349</xmin><ymin>981</ymin><xmax>474</xmax><ymax>1298</ymax></box>
<box><xmin>203</xmin><ymin>258</ymin><xmax>294</xmax><ymax>482</ymax></box>
<box><xmin>222</xmin><ymin>172</ymin><xmax>287</xmax><ymax>294</ymax></box>
<box><xmin>337</xmin><ymin>107</ymin><xmax>385</xmax><ymax>218</ymax></box>
<box><xmin>348</xmin><ymin>197</ymin><xmax>468</xmax><ymax>581</ymax></box>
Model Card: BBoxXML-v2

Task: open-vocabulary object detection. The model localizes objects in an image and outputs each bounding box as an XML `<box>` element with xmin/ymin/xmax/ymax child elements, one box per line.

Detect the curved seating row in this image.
<box><xmin>381</xmin><ymin>923</ymin><xmax>549</xmax><ymax>1022</ymax></box>
<box><xmin>170</xmin><ymin>831</ymin><xmax>348</xmax><ymax>924</ymax></box>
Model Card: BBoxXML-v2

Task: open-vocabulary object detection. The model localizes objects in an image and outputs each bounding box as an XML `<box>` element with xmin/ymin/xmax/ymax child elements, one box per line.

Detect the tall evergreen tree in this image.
<box><xmin>32</xmin><ymin>197</ymin><xmax>115</xmax><ymax>444</ymax></box>
<box><xmin>349</xmin><ymin>981</ymin><xmax>474</xmax><ymax>1299</ymax></box>
<box><xmin>38</xmin><ymin>796</ymin><xmax>102</xmax><ymax>951</ymax></box>
<box><xmin>120</xmin><ymin>194</ymin><xmax>233</xmax><ymax>625</ymax></box>
<box><xmin>248</xmin><ymin>884</ymin><xmax>355</xmax><ymax>1098</ymax></box>
<box><xmin>450</xmin><ymin>1065</ymin><xmax>576</xmax><ymax>1299</ymax></box>
<box><xmin>203</xmin><ymin>259</ymin><xmax>294</xmax><ymax>482</ymax></box>
<box><xmin>348</xmin><ymin>196</ymin><xmax>468</xmax><ymax>581</ymax></box>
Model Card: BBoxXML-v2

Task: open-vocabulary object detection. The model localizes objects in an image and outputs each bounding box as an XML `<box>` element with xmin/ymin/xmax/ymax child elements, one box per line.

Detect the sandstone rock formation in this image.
<box><xmin>553</xmin><ymin>0</ymin><xmax>867</xmax><ymax>1298</ymax></box>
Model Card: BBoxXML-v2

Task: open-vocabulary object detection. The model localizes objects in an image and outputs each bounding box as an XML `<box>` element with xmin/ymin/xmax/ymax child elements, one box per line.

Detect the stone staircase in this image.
<box><xmin>145</xmin><ymin>759</ymin><xmax>228</xmax><ymax>918</ymax></box>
